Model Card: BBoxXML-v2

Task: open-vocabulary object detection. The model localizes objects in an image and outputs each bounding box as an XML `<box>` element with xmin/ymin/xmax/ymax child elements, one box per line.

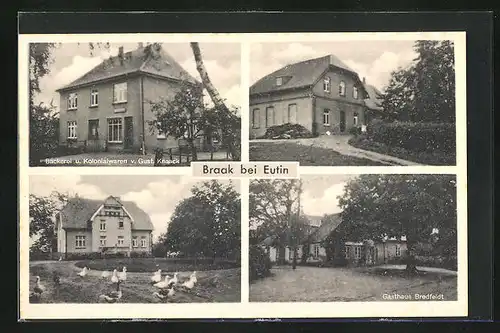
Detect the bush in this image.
<box><xmin>259</xmin><ymin>123</ymin><xmax>314</xmax><ymax>139</ymax></box>
<box><xmin>130</xmin><ymin>251</ymin><xmax>152</xmax><ymax>258</ymax></box>
<box><xmin>348</xmin><ymin>126</ymin><xmax>362</xmax><ymax>136</ymax></box>
<box><xmin>415</xmin><ymin>255</ymin><xmax>457</xmax><ymax>271</ymax></box>
<box><xmin>366</xmin><ymin>122</ymin><xmax>456</xmax><ymax>155</ymax></box>
<box><xmin>64</xmin><ymin>251</ymin><xmax>129</xmax><ymax>260</ymax></box>
<box><xmin>249</xmin><ymin>245</ymin><xmax>272</xmax><ymax>282</ymax></box>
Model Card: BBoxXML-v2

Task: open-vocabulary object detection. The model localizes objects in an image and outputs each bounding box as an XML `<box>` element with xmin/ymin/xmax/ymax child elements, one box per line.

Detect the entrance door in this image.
<box><xmin>124</xmin><ymin>117</ymin><xmax>133</xmax><ymax>149</ymax></box>
<box><xmin>339</xmin><ymin>110</ymin><xmax>346</xmax><ymax>132</ymax></box>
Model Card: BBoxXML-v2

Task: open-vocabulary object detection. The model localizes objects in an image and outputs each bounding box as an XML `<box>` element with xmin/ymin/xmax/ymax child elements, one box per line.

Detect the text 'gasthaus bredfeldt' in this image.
<box><xmin>191</xmin><ymin>162</ymin><xmax>299</xmax><ymax>178</ymax></box>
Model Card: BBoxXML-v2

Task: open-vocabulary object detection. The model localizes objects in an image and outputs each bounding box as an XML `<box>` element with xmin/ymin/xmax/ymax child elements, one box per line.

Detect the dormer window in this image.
<box><xmin>323</xmin><ymin>77</ymin><xmax>331</xmax><ymax>93</ymax></box>
<box><xmin>276</xmin><ymin>77</ymin><xmax>283</xmax><ymax>86</ymax></box>
<box><xmin>339</xmin><ymin>81</ymin><xmax>346</xmax><ymax>96</ymax></box>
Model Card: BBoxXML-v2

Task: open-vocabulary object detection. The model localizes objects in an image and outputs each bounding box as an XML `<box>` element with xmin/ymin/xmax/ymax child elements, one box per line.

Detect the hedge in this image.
<box><xmin>259</xmin><ymin>123</ymin><xmax>315</xmax><ymax>139</ymax></box>
<box><xmin>366</xmin><ymin>122</ymin><xmax>455</xmax><ymax>154</ymax></box>
<box><xmin>249</xmin><ymin>245</ymin><xmax>272</xmax><ymax>282</ymax></box>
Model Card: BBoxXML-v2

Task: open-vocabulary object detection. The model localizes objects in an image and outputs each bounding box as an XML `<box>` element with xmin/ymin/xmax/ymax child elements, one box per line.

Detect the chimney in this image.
<box><xmin>138</xmin><ymin>42</ymin><xmax>144</xmax><ymax>49</ymax></box>
<box><xmin>362</xmin><ymin>77</ymin><xmax>366</xmax><ymax>84</ymax></box>
<box><xmin>118</xmin><ymin>46</ymin><xmax>124</xmax><ymax>57</ymax></box>
<box><xmin>328</xmin><ymin>54</ymin><xmax>334</xmax><ymax>65</ymax></box>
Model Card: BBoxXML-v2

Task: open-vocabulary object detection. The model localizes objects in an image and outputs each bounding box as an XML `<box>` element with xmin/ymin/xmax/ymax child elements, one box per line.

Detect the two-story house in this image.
<box><xmin>249</xmin><ymin>54</ymin><xmax>371</xmax><ymax>138</ymax></box>
<box><xmin>56</xmin><ymin>43</ymin><xmax>206</xmax><ymax>153</ymax></box>
<box><xmin>55</xmin><ymin>195</ymin><xmax>154</xmax><ymax>256</ymax></box>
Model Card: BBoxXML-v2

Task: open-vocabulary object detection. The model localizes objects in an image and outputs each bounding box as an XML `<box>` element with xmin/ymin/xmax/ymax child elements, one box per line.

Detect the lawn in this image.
<box><xmin>250</xmin><ymin>142</ymin><xmax>387</xmax><ymax>166</ymax></box>
<box><xmin>29</xmin><ymin>261</ymin><xmax>241</xmax><ymax>303</ymax></box>
<box><xmin>249</xmin><ymin>266</ymin><xmax>457</xmax><ymax>302</ymax></box>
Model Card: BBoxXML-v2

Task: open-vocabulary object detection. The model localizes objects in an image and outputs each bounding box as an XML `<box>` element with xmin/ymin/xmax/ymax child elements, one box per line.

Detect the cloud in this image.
<box><xmin>29</xmin><ymin>175</ymin><xmax>107</xmax><ymax>200</ymax></box>
<box><xmin>302</xmin><ymin>182</ymin><xmax>346</xmax><ymax>216</ymax></box>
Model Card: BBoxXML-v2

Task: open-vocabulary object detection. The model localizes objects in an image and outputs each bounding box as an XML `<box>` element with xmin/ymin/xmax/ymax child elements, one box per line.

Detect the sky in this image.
<box><xmin>34</xmin><ymin>42</ymin><xmax>241</xmax><ymax>111</ymax></box>
<box><xmin>250</xmin><ymin>41</ymin><xmax>418</xmax><ymax>91</ymax></box>
<box><xmin>300</xmin><ymin>175</ymin><xmax>357</xmax><ymax>217</ymax></box>
<box><xmin>29</xmin><ymin>175</ymin><xmax>241</xmax><ymax>240</ymax></box>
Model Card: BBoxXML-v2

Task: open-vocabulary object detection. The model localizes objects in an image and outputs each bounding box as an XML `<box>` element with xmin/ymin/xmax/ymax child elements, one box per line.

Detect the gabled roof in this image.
<box><xmin>307</xmin><ymin>213</ymin><xmax>343</xmax><ymax>243</ymax></box>
<box><xmin>57</xmin><ymin>44</ymin><xmax>199</xmax><ymax>92</ymax></box>
<box><xmin>59</xmin><ymin>196</ymin><xmax>154</xmax><ymax>231</ymax></box>
<box><xmin>250</xmin><ymin>54</ymin><xmax>359</xmax><ymax>96</ymax></box>
<box><xmin>363</xmin><ymin>83</ymin><xmax>384</xmax><ymax>111</ymax></box>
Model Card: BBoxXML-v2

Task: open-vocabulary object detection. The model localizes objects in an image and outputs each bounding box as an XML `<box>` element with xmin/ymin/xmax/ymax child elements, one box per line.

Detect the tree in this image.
<box><xmin>160</xmin><ymin>180</ymin><xmax>240</xmax><ymax>261</ymax></box>
<box><xmin>337</xmin><ymin>174</ymin><xmax>457</xmax><ymax>274</ymax></box>
<box><xmin>29</xmin><ymin>192</ymin><xmax>68</xmax><ymax>254</ymax></box>
<box><xmin>381</xmin><ymin>40</ymin><xmax>455</xmax><ymax>123</ymax></box>
<box><xmin>249</xmin><ymin>179</ymin><xmax>309</xmax><ymax>266</ymax></box>
<box><xmin>190</xmin><ymin>42</ymin><xmax>241</xmax><ymax>160</ymax></box>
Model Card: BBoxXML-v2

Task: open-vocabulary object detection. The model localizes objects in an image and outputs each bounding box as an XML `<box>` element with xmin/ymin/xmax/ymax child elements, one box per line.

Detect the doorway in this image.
<box><xmin>339</xmin><ymin>110</ymin><xmax>346</xmax><ymax>132</ymax></box>
<box><xmin>124</xmin><ymin>117</ymin><xmax>133</xmax><ymax>149</ymax></box>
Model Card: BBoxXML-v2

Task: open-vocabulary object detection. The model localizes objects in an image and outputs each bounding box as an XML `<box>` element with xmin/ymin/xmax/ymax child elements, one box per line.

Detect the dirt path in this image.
<box><xmin>252</xmin><ymin>136</ymin><xmax>421</xmax><ymax>166</ymax></box>
<box><xmin>249</xmin><ymin>266</ymin><xmax>456</xmax><ymax>302</ymax></box>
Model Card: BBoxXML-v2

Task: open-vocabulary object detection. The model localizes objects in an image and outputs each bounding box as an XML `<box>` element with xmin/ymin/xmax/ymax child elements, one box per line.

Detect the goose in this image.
<box><xmin>101</xmin><ymin>270</ymin><xmax>111</xmax><ymax>279</ymax></box>
<box><xmin>33</xmin><ymin>276</ymin><xmax>45</xmax><ymax>295</ymax></box>
<box><xmin>77</xmin><ymin>267</ymin><xmax>89</xmax><ymax>277</ymax></box>
<box><xmin>58</xmin><ymin>256</ymin><xmax>63</xmax><ymax>261</ymax></box>
<box><xmin>98</xmin><ymin>281</ymin><xmax>122</xmax><ymax>303</ymax></box>
<box><xmin>190</xmin><ymin>271</ymin><xmax>197</xmax><ymax>284</ymax></box>
<box><xmin>153</xmin><ymin>275</ymin><xmax>171</xmax><ymax>289</ymax></box>
<box><xmin>110</xmin><ymin>269</ymin><xmax>119</xmax><ymax>284</ymax></box>
<box><xmin>181</xmin><ymin>276</ymin><xmax>195</xmax><ymax>290</ymax></box>
<box><xmin>150</xmin><ymin>269</ymin><xmax>162</xmax><ymax>284</ymax></box>
<box><xmin>118</xmin><ymin>266</ymin><xmax>127</xmax><ymax>282</ymax></box>
<box><xmin>168</xmin><ymin>272</ymin><xmax>179</xmax><ymax>287</ymax></box>
<box><xmin>153</xmin><ymin>286</ymin><xmax>175</xmax><ymax>300</ymax></box>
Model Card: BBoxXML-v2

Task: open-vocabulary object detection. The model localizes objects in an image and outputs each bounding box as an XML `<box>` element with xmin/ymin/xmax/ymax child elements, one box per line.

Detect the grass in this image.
<box><xmin>249</xmin><ymin>142</ymin><xmax>387</xmax><ymax>166</ymax></box>
<box><xmin>348</xmin><ymin>135</ymin><xmax>456</xmax><ymax>166</ymax></box>
<box><xmin>74</xmin><ymin>257</ymin><xmax>239</xmax><ymax>273</ymax></box>
<box><xmin>29</xmin><ymin>261</ymin><xmax>241</xmax><ymax>303</ymax></box>
<box><xmin>249</xmin><ymin>266</ymin><xmax>457</xmax><ymax>302</ymax></box>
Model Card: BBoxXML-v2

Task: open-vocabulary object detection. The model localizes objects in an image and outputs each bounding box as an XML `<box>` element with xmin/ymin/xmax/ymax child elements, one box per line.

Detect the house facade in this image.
<box><xmin>249</xmin><ymin>55</ymin><xmax>371</xmax><ymax>139</ymax></box>
<box><xmin>55</xmin><ymin>195</ymin><xmax>154</xmax><ymax>256</ymax></box>
<box><xmin>57</xmin><ymin>43</ymin><xmax>209</xmax><ymax>154</ymax></box>
<box><xmin>261</xmin><ymin>213</ymin><xmax>407</xmax><ymax>267</ymax></box>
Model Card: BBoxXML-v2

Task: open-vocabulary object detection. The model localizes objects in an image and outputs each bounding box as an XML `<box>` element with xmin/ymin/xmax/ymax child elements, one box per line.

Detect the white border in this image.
<box><xmin>19</xmin><ymin>31</ymin><xmax>467</xmax><ymax>319</ymax></box>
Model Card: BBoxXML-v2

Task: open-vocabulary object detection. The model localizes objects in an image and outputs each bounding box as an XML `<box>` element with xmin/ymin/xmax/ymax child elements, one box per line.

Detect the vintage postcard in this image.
<box><xmin>19</xmin><ymin>31</ymin><xmax>467</xmax><ymax>320</ymax></box>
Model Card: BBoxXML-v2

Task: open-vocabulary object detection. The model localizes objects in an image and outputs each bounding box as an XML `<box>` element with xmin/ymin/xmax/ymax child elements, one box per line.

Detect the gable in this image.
<box><xmin>307</xmin><ymin>213</ymin><xmax>343</xmax><ymax>243</ymax></box>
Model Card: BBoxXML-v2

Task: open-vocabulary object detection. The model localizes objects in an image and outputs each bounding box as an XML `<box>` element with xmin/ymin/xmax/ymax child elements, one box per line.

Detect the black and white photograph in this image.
<box><xmin>28</xmin><ymin>175</ymin><xmax>241</xmax><ymax>303</ymax></box>
<box><xmin>29</xmin><ymin>42</ymin><xmax>241</xmax><ymax>167</ymax></box>
<box><xmin>249</xmin><ymin>40</ymin><xmax>456</xmax><ymax>166</ymax></box>
<box><xmin>249</xmin><ymin>175</ymin><xmax>458</xmax><ymax>302</ymax></box>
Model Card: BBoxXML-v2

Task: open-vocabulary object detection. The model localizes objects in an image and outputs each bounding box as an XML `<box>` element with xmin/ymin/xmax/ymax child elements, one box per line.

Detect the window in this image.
<box><xmin>118</xmin><ymin>219</ymin><xmax>124</xmax><ymax>229</ymax></box>
<box><xmin>323</xmin><ymin>109</ymin><xmax>330</xmax><ymax>126</ymax></box>
<box><xmin>313</xmin><ymin>244</ymin><xmax>320</xmax><ymax>258</ymax></box>
<box><xmin>353</xmin><ymin>86</ymin><xmax>359</xmax><ymax>99</ymax></box>
<box><xmin>323</xmin><ymin>77</ymin><xmax>331</xmax><ymax>92</ymax></box>
<box><xmin>353</xmin><ymin>112</ymin><xmax>359</xmax><ymax>126</ymax></box>
<box><xmin>117</xmin><ymin>236</ymin><xmax>124</xmax><ymax>246</ymax></box>
<box><xmin>344</xmin><ymin>246</ymin><xmax>350</xmax><ymax>259</ymax></box>
<box><xmin>67</xmin><ymin>121</ymin><xmax>77</xmax><ymax>139</ymax></box>
<box><xmin>88</xmin><ymin>119</ymin><xmax>99</xmax><ymax>140</ymax></box>
<box><xmin>276</xmin><ymin>77</ymin><xmax>283</xmax><ymax>86</ymax></box>
<box><xmin>99</xmin><ymin>220</ymin><xmax>106</xmax><ymax>231</ymax></box>
<box><xmin>75</xmin><ymin>235</ymin><xmax>86</xmax><ymax>248</ymax></box>
<box><xmin>265</xmin><ymin>106</ymin><xmax>275</xmax><ymax>128</ymax></box>
<box><xmin>252</xmin><ymin>108</ymin><xmax>260</xmax><ymax>129</ymax></box>
<box><xmin>141</xmin><ymin>236</ymin><xmax>147</xmax><ymax>248</ymax></box>
<box><xmin>67</xmin><ymin>93</ymin><xmax>78</xmax><ymax>110</ymax></box>
<box><xmin>354</xmin><ymin>246</ymin><xmax>362</xmax><ymax>259</ymax></box>
<box><xmin>100</xmin><ymin>236</ymin><xmax>106</xmax><ymax>247</ymax></box>
<box><xmin>339</xmin><ymin>81</ymin><xmax>346</xmax><ymax>96</ymax></box>
<box><xmin>288</xmin><ymin>104</ymin><xmax>297</xmax><ymax>124</ymax></box>
<box><xmin>104</xmin><ymin>206</ymin><xmax>121</xmax><ymax>217</ymax></box>
<box><xmin>113</xmin><ymin>82</ymin><xmax>127</xmax><ymax>103</ymax></box>
<box><xmin>395</xmin><ymin>244</ymin><xmax>401</xmax><ymax>257</ymax></box>
<box><xmin>107</xmin><ymin>118</ymin><xmax>123</xmax><ymax>142</ymax></box>
<box><xmin>90</xmin><ymin>88</ymin><xmax>99</xmax><ymax>106</ymax></box>
<box><xmin>132</xmin><ymin>236</ymin><xmax>138</xmax><ymax>248</ymax></box>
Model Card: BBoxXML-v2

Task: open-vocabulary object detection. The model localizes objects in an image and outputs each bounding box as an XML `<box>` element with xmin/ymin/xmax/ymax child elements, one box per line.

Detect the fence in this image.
<box><xmin>58</xmin><ymin>139</ymin><xmax>107</xmax><ymax>155</ymax></box>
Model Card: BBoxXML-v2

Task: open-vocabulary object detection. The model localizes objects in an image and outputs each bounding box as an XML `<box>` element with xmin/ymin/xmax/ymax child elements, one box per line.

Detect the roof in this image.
<box><xmin>250</xmin><ymin>54</ymin><xmax>358</xmax><ymax>95</ymax></box>
<box><xmin>307</xmin><ymin>213</ymin><xmax>343</xmax><ymax>243</ymax></box>
<box><xmin>363</xmin><ymin>83</ymin><xmax>384</xmax><ymax>111</ymax></box>
<box><xmin>57</xmin><ymin>44</ymin><xmax>199</xmax><ymax>91</ymax></box>
<box><xmin>59</xmin><ymin>196</ymin><xmax>154</xmax><ymax>230</ymax></box>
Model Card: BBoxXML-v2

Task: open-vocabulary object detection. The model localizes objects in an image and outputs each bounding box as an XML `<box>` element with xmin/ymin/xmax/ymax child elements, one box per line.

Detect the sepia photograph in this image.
<box><xmin>28</xmin><ymin>42</ymin><xmax>241</xmax><ymax>167</ymax></box>
<box><xmin>249</xmin><ymin>175</ymin><xmax>458</xmax><ymax>302</ymax></box>
<box><xmin>28</xmin><ymin>175</ymin><xmax>241</xmax><ymax>303</ymax></box>
<box><xmin>249</xmin><ymin>40</ymin><xmax>457</xmax><ymax>166</ymax></box>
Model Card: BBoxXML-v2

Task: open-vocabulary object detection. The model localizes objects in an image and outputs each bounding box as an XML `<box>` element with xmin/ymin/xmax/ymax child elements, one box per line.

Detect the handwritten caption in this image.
<box><xmin>192</xmin><ymin>162</ymin><xmax>299</xmax><ymax>178</ymax></box>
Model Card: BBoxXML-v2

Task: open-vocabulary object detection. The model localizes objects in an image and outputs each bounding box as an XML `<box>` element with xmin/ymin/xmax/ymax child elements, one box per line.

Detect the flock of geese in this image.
<box><xmin>31</xmin><ymin>265</ymin><xmax>199</xmax><ymax>303</ymax></box>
